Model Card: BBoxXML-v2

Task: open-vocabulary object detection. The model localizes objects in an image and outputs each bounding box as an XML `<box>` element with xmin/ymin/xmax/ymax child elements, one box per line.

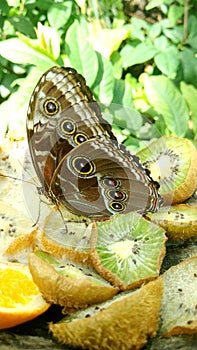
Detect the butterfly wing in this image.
<box><xmin>49</xmin><ymin>138</ymin><xmax>161</xmax><ymax>218</ymax></box>
<box><xmin>27</xmin><ymin>66</ymin><xmax>115</xmax><ymax>192</ymax></box>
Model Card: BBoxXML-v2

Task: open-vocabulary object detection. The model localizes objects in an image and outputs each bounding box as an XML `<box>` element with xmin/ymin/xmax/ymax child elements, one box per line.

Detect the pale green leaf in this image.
<box><xmin>47</xmin><ymin>2</ymin><xmax>72</xmax><ymax>29</ymax></box>
<box><xmin>154</xmin><ymin>35</ymin><xmax>170</xmax><ymax>50</ymax></box>
<box><xmin>148</xmin><ymin>23</ymin><xmax>162</xmax><ymax>39</ymax></box>
<box><xmin>0</xmin><ymin>68</ymin><xmax>45</xmax><ymax>136</ymax></box>
<box><xmin>89</xmin><ymin>25</ymin><xmax>130</xmax><ymax>59</ymax></box>
<box><xmin>120</xmin><ymin>42</ymin><xmax>157</xmax><ymax>68</ymax></box>
<box><xmin>112</xmin><ymin>75</ymin><xmax>133</xmax><ymax>109</ymax></box>
<box><xmin>65</xmin><ymin>19</ymin><xmax>98</xmax><ymax>86</ymax></box>
<box><xmin>145</xmin><ymin>0</ymin><xmax>164</xmax><ymax>10</ymax></box>
<box><xmin>143</xmin><ymin>75</ymin><xmax>189</xmax><ymax>136</ymax></box>
<box><xmin>92</xmin><ymin>55</ymin><xmax>114</xmax><ymax>106</ymax></box>
<box><xmin>35</xmin><ymin>23</ymin><xmax>60</xmax><ymax>60</ymax></box>
<box><xmin>0</xmin><ymin>38</ymin><xmax>56</xmax><ymax>69</ymax></box>
<box><xmin>154</xmin><ymin>46</ymin><xmax>179</xmax><ymax>79</ymax></box>
<box><xmin>180</xmin><ymin>82</ymin><xmax>197</xmax><ymax>132</ymax></box>
<box><xmin>168</xmin><ymin>5</ymin><xmax>184</xmax><ymax>26</ymax></box>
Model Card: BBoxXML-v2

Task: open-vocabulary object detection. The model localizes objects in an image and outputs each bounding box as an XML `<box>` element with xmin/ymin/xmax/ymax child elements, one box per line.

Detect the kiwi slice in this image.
<box><xmin>39</xmin><ymin>207</ymin><xmax>93</xmax><ymax>264</ymax></box>
<box><xmin>0</xmin><ymin>138</ymin><xmax>26</xmax><ymax>177</ymax></box>
<box><xmin>137</xmin><ymin>136</ymin><xmax>197</xmax><ymax>205</ymax></box>
<box><xmin>147</xmin><ymin>204</ymin><xmax>197</xmax><ymax>241</ymax></box>
<box><xmin>28</xmin><ymin>251</ymin><xmax>118</xmax><ymax>311</ymax></box>
<box><xmin>90</xmin><ymin>212</ymin><xmax>166</xmax><ymax>290</ymax></box>
<box><xmin>50</xmin><ymin>277</ymin><xmax>162</xmax><ymax>350</ymax></box>
<box><xmin>159</xmin><ymin>257</ymin><xmax>197</xmax><ymax>336</ymax></box>
<box><xmin>0</xmin><ymin>202</ymin><xmax>36</xmax><ymax>257</ymax></box>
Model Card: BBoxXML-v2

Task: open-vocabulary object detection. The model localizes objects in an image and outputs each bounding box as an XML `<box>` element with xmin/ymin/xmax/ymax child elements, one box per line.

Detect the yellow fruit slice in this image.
<box><xmin>0</xmin><ymin>262</ymin><xmax>50</xmax><ymax>329</ymax></box>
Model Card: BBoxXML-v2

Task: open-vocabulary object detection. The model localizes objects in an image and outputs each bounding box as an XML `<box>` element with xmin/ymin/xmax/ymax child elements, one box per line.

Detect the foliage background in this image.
<box><xmin>0</xmin><ymin>0</ymin><xmax>196</xmax><ymax>150</ymax></box>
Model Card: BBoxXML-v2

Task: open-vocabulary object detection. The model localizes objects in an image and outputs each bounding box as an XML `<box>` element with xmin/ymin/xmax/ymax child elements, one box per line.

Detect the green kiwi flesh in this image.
<box><xmin>160</xmin><ymin>257</ymin><xmax>197</xmax><ymax>336</ymax></box>
<box><xmin>137</xmin><ymin>136</ymin><xmax>197</xmax><ymax>205</ymax></box>
<box><xmin>28</xmin><ymin>251</ymin><xmax>118</xmax><ymax>311</ymax></box>
<box><xmin>91</xmin><ymin>212</ymin><xmax>166</xmax><ymax>289</ymax></box>
<box><xmin>50</xmin><ymin>277</ymin><xmax>163</xmax><ymax>350</ymax></box>
<box><xmin>147</xmin><ymin>204</ymin><xmax>197</xmax><ymax>240</ymax></box>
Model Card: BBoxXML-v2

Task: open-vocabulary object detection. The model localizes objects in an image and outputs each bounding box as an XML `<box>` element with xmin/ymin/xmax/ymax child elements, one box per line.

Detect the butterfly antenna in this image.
<box><xmin>0</xmin><ymin>173</ymin><xmax>38</xmax><ymax>187</ymax></box>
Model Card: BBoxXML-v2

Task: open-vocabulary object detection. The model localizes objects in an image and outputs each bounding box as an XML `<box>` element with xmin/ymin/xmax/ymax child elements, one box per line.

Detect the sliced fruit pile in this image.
<box><xmin>0</xmin><ymin>135</ymin><xmax>197</xmax><ymax>349</ymax></box>
<box><xmin>0</xmin><ymin>262</ymin><xmax>49</xmax><ymax>329</ymax></box>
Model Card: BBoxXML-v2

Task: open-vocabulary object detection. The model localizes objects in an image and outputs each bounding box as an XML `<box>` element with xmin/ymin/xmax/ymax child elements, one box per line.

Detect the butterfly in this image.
<box><xmin>26</xmin><ymin>66</ymin><xmax>162</xmax><ymax>219</ymax></box>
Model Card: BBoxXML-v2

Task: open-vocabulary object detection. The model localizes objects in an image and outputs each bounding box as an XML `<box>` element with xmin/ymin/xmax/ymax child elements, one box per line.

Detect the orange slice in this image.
<box><xmin>0</xmin><ymin>262</ymin><xmax>50</xmax><ymax>329</ymax></box>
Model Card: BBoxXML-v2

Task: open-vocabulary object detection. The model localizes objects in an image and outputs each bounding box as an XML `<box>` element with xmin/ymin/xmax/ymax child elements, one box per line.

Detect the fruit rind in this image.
<box><xmin>28</xmin><ymin>252</ymin><xmax>119</xmax><ymax>311</ymax></box>
<box><xmin>50</xmin><ymin>277</ymin><xmax>163</xmax><ymax>350</ymax></box>
<box><xmin>137</xmin><ymin>136</ymin><xmax>197</xmax><ymax>205</ymax></box>
<box><xmin>147</xmin><ymin>204</ymin><xmax>197</xmax><ymax>240</ymax></box>
<box><xmin>0</xmin><ymin>261</ymin><xmax>49</xmax><ymax>330</ymax></box>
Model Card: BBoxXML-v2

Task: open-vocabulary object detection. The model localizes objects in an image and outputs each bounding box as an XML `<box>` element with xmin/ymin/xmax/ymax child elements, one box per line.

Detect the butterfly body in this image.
<box><xmin>27</xmin><ymin>66</ymin><xmax>161</xmax><ymax>219</ymax></box>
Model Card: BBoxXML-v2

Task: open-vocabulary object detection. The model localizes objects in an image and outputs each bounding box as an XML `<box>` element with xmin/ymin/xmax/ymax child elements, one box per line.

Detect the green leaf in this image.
<box><xmin>168</xmin><ymin>5</ymin><xmax>184</xmax><ymax>25</ymax></box>
<box><xmin>111</xmin><ymin>51</ymin><xmax>123</xmax><ymax>79</ymax></box>
<box><xmin>112</xmin><ymin>74</ymin><xmax>133</xmax><ymax>109</ymax></box>
<box><xmin>154</xmin><ymin>46</ymin><xmax>179</xmax><ymax>79</ymax></box>
<box><xmin>0</xmin><ymin>0</ymin><xmax>10</xmax><ymax>14</ymax></box>
<box><xmin>187</xmin><ymin>15</ymin><xmax>197</xmax><ymax>49</ymax></box>
<box><xmin>148</xmin><ymin>23</ymin><xmax>162</xmax><ymax>39</ymax></box>
<box><xmin>143</xmin><ymin>75</ymin><xmax>189</xmax><ymax>136</ymax></box>
<box><xmin>180</xmin><ymin>82</ymin><xmax>197</xmax><ymax>133</ymax></box>
<box><xmin>0</xmin><ymin>72</ymin><xmax>17</xmax><ymax>98</ymax></box>
<box><xmin>120</xmin><ymin>42</ymin><xmax>157</xmax><ymax>68</ymax></box>
<box><xmin>154</xmin><ymin>35</ymin><xmax>170</xmax><ymax>50</ymax></box>
<box><xmin>114</xmin><ymin>107</ymin><xmax>143</xmax><ymax>133</ymax></box>
<box><xmin>145</xmin><ymin>0</ymin><xmax>164</xmax><ymax>10</ymax></box>
<box><xmin>163</xmin><ymin>26</ymin><xmax>184</xmax><ymax>44</ymax></box>
<box><xmin>124</xmin><ymin>23</ymin><xmax>145</xmax><ymax>41</ymax></box>
<box><xmin>32</xmin><ymin>0</ymin><xmax>53</xmax><ymax>11</ymax></box>
<box><xmin>92</xmin><ymin>54</ymin><xmax>114</xmax><ymax>106</ymax></box>
<box><xmin>0</xmin><ymin>68</ymin><xmax>45</xmax><ymax>136</ymax></box>
<box><xmin>8</xmin><ymin>16</ymin><xmax>36</xmax><ymax>38</ymax></box>
<box><xmin>179</xmin><ymin>48</ymin><xmax>197</xmax><ymax>88</ymax></box>
<box><xmin>65</xmin><ymin>19</ymin><xmax>98</xmax><ymax>86</ymax></box>
<box><xmin>0</xmin><ymin>38</ymin><xmax>56</xmax><ymax>69</ymax></box>
<box><xmin>47</xmin><ymin>2</ymin><xmax>72</xmax><ymax>29</ymax></box>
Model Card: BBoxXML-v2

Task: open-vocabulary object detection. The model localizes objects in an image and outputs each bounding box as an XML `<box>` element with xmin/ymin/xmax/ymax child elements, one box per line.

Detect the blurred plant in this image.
<box><xmin>0</xmin><ymin>0</ymin><xmax>196</xmax><ymax>148</ymax></box>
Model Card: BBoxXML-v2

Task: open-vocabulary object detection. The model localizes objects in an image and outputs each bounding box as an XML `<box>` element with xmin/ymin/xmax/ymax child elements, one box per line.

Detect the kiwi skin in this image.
<box><xmin>28</xmin><ymin>252</ymin><xmax>119</xmax><ymax>311</ymax></box>
<box><xmin>50</xmin><ymin>278</ymin><xmax>163</xmax><ymax>350</ymax></box>
<box><xmin>137</xmin><ymin>136</ymin><xmax>197</xmax><ymax>205</ymax></box>
<box><xmin>147</xmin><ymin>204</ymin><xmax>197</xmax><ymax>241</ymax></box>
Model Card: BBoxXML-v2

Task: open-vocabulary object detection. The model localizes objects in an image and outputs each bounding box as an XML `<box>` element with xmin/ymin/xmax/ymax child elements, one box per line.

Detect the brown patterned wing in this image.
<box><xmin>49</xmin><ymin>138</ymin><xmax>162</xmax><ymax>218</ymax></box>
<box><xmin>26</xmin><ymin>66</ymin><xmax>115</xmax><ymax>194</ymax></box>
